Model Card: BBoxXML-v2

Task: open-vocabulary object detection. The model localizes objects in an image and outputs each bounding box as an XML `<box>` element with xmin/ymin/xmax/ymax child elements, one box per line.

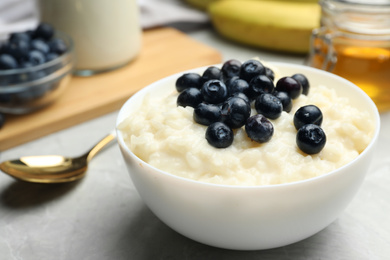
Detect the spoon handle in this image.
<box><xmin>85</xmin><ymin>130</ymin><xmax>117</xmax><ymax>162</ymax></box>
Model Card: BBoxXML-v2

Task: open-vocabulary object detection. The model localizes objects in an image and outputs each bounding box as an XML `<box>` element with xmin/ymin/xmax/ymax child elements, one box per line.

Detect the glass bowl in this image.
<box><xmin>0</xmin><ymin>31</ymin><xmax>74</xmax><ymax>114</ymax></box>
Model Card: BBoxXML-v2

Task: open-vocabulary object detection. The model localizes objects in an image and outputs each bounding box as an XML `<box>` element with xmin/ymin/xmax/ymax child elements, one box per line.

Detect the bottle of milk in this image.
<box><xmin>38</xmin><ymin>0</ymin><xmax>142</xmax><ymax>76</ymax></box>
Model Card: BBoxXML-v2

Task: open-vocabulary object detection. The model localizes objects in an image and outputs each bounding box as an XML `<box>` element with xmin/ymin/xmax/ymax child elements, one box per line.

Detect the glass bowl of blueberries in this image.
<box><xmin>0</xmin><ymin>23</ymin><xmax>74</xmax><ymax>115</ymax></box>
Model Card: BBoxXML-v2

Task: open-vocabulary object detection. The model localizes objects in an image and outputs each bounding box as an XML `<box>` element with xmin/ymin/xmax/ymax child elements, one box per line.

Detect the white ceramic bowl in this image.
<box><xmin>116</xmin><ymin>62</ymin><xmax>380</xmax><ymax>250</ymax></box>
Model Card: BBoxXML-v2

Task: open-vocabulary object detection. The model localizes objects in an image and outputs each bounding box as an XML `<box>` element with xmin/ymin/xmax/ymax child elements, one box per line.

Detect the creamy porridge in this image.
<box><xmin>118</xmin><ymin>64</ymin><xmax>375</xmax><ymax>186</ymax></box>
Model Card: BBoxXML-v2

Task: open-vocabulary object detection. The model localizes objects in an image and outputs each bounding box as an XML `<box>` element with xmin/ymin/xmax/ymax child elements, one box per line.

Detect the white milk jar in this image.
<box><xmin>38</xmin><ymin>0</ymin><xmax>142</xmax><ymax>76</ymax></box>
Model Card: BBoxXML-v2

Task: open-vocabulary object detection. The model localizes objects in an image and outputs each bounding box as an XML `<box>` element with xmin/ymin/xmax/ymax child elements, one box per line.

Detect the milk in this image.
<box><xmin>38</xmin><ymin>0</ymin><xmax>142</xmax><ymax>75</ymax></box>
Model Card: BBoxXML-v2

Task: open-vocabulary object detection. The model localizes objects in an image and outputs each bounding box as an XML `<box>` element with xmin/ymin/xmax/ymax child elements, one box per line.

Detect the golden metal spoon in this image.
<box><xmin>0</xmin><ymin>131</ymin><xmax>116</xmax><ymax>184</ymax></box>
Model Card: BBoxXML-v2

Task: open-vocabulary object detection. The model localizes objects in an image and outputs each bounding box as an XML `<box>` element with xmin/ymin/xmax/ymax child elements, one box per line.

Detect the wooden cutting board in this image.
<box><xmin>0</xmin><ymin>27</ymin><xmax>222</xmax><ymax>150</ymax></box>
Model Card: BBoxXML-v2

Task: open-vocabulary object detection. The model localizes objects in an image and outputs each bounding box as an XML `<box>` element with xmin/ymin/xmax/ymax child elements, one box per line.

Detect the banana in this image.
<box><xmin>208</xmin><ymin>0</ymin><xmax>320</xmax><ymax>54</ymax></box>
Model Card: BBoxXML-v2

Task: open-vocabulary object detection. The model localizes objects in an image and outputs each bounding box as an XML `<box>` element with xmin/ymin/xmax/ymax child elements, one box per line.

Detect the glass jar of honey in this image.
<box><xmin>307</xmin><ymin>0</ymin><xmax>390</xmax><ymax>111</ymax></box>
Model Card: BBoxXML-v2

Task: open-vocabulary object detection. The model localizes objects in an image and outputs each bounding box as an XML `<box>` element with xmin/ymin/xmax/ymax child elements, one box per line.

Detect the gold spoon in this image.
<box><xmin>0</xmin><ymin>130</ymin><xmax>116</xmax><ymax>184</ymax></box>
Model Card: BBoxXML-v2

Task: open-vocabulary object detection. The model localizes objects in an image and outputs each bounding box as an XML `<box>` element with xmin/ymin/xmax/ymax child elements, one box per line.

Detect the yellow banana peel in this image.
<box><xmin>208</xmin><ymin>0</ymin><xmax>320</xmax><ymax>54</ymax></box>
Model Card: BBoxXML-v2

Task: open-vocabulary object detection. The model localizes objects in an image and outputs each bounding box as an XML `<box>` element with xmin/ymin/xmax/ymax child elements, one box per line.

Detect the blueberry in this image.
<box><xmin>24</xmin><ymin>50</ymin><xmax>46</xmax><ymax>65</ymax></box>
<box><xmin>205</xmin><ymin>122</ymin><xmax>234</xmax><ymax>148</ymax></box>
<box><xmin>0</xmin><ymin>43</ymin><xmax>5</xmax><ymax>54</ymax></box>
<box><xmin>273</xmin><ymin>91</ymin><xmax>292</xmax><ymax>112</ymax></box>
<box><xmin>221</xmin><ymin>97</ymin><xmax>251</xmax><ymax>128</ymax></box>
<box><xmin>9</xmin><ymin>32</ymin><xmax>31</xmax><ymax>43</ymax></box>
<box><xmin>255</xmin><ymin>93</ymin><xmax>283</xmax><ymax>120</ymax></box>
<box><xmin>227</xmin><ymin>78</ymin><xmax>250</xmax><ymax>96</ymax></box>
<box><xmin>2</xmin><ymin>39</ymin><xmax>30</xmax><ymax>60</ymax></box>
<box><xmin>25</xmin><ymin>29</ymin><xmax>35</xmax><ymax>38</ymax></box>
<box><xmin>17</xmin><ymin>82</ymin><xmax>48</xmax><ymax>100</ymax></box>
<box><xmin>19</xmin><ymin>61</ymin><xmax>34</xmax><ymax>68</ymax></box>
<box><xmin>292</xmin><ymin>73</ymin><xmax>310</xmax><ymax>95</ymax></box>
<box><xmin>28</xmin><ymin>70</ymin><xmax>46</xmax><ymax>81</ymax></box>
<box><xmin>265</xmin><ymin>67</ymin><xmax>275</xmax><ymax>81</ymax></box>
<box><xmin>176</xmin><ymin>73</ymin><xmax>202</xmax><ymax>92</ymax></box>
<box><xmin>31</xmin><ymin>39</ymin><xmax>50</xmax><ymax>54</ymax></box>
<box><xmin>48</xmin><ymin>38</ymin><xmax>67</xmax><ymax>54</ymax></box>
<box><xmin>239</xmin><ymin>59</ymin><xmax>265</xmax><ymax>82</ymax></box>
<box><xmin>201</xmin><ymin>80</ymin><xmax>228</xmax><ymax>104</ymax></box>
<box><xmin>230</xmin><ymin>92</ymin><xmax>250</xmax><ymax>104</ymax></box>
<box><xmin>34</xmin><ymin>23</ymin><xmax>55</xmax><ymax>40</ymax></box>
<box><xmin>293</xmin><ymin>105</ymin><xmax>323</xmax><ymax>130</ymax></box>
<box><xmin>202</xmin><ymin>66</ymin><xmax>222</xmax><ymax>83</ymax></box>
<box><xmin>275</xmin><ymin>76</ymin><xmax>302</xmax><ymax>99</ymax></box>
<box><xmin>296</xmin><ymin>124</ymin><xmax>326</xmax><ymax>154</ymax></box>
<box><xmin>0</xmin><ymin>54</ymin><xmax>18</xmax><ymax>70</ymax></box>
<box><xmin>46</xmin><ymin>52</ymin><xmax>59</xmax><ymax>62</ymax></box>
<box><xmin>221</xmin><ymin>59</ymin><xmax>241</xmax><ymax>79</ymax></box>
<box><xmin>177</xmin><ymin>87</ymin><xmax>203</xmax><ymax>108</ymax></box>
<box><xmin>0</xmin><ymin>113</ymin><xmax>5</xmax><ymax>129</ymax></box>
<box><xmin>248</xmin><ymin>74</ymin><xmax>275</xmax><ymax>100</ymax></box>
<box><xmin>245</xmin><ymin>114</ymin><xmax>274</xmax><ymax>143</ymax></box>
<box><xmin>193</xmin><ymin>103</ymin><xmax>222</xmax><ymax>126</ymax></box>
<box><xmin>225</xmin><ymin>75</ymin><xmax>238</xmax><ymax>87</ymax></box>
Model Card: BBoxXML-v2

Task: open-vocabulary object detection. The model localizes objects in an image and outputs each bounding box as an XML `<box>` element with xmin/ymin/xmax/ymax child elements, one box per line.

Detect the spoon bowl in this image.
<box><xmin>0</xmin><ymin>131</ymin><xmax>116</xmax><ymax>183</ymax></box>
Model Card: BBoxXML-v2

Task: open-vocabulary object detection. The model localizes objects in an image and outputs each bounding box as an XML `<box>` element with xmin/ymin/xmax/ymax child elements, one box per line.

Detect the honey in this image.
<box><xmin>308</xmin><ymin>0</ymin><xmax>390</xmax><ymax>111</ymax></box>
<box><xmin>333</xmin><ymin>46</ymin><xmax>390</xmax><ymax>111</ymax></box>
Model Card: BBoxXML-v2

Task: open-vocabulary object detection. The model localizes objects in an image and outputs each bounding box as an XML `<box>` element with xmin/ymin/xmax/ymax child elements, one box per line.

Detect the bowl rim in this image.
<box><xmin>116</xmin><ymin>62</ymin><xmax>381</xmax><ymax>190</ymax></box>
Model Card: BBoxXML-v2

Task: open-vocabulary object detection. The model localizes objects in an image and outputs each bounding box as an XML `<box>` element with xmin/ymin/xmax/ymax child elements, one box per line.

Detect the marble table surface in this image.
<box><xmin>1</xmin><ymin>25</ymin><xmax>389</xmax><ymax>260</ymax></box>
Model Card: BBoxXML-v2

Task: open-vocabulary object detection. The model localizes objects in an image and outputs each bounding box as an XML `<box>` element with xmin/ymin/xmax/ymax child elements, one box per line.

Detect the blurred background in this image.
<box><xmin>1</xmin><ymin>0</ymin><xmax>388</xmax><ymax>111</ymax></box>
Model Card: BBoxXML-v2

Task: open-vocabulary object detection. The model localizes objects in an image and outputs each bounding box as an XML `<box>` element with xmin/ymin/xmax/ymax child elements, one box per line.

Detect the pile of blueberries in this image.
<box><xmin>0</xmin><ymin>23</ymin><xmax>67</xmax><ymax>73</ymax></box>
<box><xmin>175</xmin><ymin>59</ymin><xmax>326</xmax><ymax>154</ymax></box>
